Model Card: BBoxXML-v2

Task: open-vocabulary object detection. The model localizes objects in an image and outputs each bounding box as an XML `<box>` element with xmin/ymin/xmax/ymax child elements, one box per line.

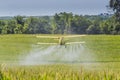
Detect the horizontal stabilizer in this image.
<box><xmin>65</xmin><ymin>35</ymin><xmax>86</xmax><ymax>38</ymax></box>
<box><xmin>37</xmin><ymin>42</ymin><xmax>57</xmax><ymax>45</ymax></box>
<box><xmin>36</xmin><ymin>36</ymin><xmax>58</xmax><ymax>39</ymax></box>
<box><xmin>66</xmin><ymin>41</ymin><xmax>85</xmax><ymax>44</ymax></box>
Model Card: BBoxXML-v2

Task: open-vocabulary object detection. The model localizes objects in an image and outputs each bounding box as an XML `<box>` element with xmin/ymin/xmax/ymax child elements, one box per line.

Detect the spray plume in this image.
<box><xmin>20</xmin><ymin>44</ymin><xmax>94</xmax><ymax>65</ymax></box>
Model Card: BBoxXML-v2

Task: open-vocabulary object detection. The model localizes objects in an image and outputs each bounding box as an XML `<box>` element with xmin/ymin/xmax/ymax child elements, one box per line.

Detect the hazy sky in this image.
<box><xmin>0</xmin><ymin>0</ymin><xmax>109</xmax><ymax>16</ymax></box>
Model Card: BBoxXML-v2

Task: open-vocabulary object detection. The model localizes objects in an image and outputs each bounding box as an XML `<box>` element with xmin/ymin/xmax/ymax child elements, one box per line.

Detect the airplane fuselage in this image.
<box><xmin>58</xmin><ymin>37</ymin><xmax>65</xmax><ymax>45</ymax></box>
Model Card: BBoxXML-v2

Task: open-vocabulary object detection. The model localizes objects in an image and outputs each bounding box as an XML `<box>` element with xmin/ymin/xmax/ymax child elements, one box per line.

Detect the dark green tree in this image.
<box><xmin>53</xmin><ymin>12</ymin><xmax>73</xmax><ymax>34</ymax></box>
<box><xmin>86</xmin><ymin>25</ymin><xmax>100</xmax><ymax>34</ymax></box>
<box><xmin>109</xmin><ymin>0</ymin><xmax>120</xmax><ymax>21</ymax></box>
<box><xmin>71</xmin><ymin>15</ymin><xmax>91</xmax><ymax>34</ymax></box>
<box><xmin>0</xmin><ymin>20</ymin><xmax>6</xmax><ymax>34</ymax></box>
<box><xmin>14</xmin><ymin>15</ymin><xmax>25</xmax><ymax>25</ymax></box>
<box><xmin>7</xmin><ymin>20</ymin><xmax>17</xmax><ymax>34</ymax></box>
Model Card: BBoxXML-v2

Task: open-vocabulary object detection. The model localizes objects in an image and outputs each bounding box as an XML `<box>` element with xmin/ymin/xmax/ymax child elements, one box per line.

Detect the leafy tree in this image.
<box><xmin>71</xmin><ymin>15</ymin><xmax>91</xmax><ymax>34</ymax></box>
<box><xmin>86</xmin><ymin>25</ymin><xmax>100</xmax><ymax>34</ymax></box>
<box><xmin>24</xmin><ymin>17</ymin><xmax>51</xmax><ymax>34</ymax></box>
<box><xmin>109</xmin><ymin>0</ymin><xmax>120</xmax><ymax>21</ymax></box>
<box><xmin>22</xmin><ymin>23</ymin><xmax>29</xmax><ymax>33</ymax></box>
<box><xmin>25</xmin><ymin>17</ymin><xmax>39</xmax><ymax>34</ymax></box>
<box><xmin>100</xmin><ymin>21</ymin><xmax>110</xmax><ymax>34</ymax></box>
<box><xmin>14</xmin><ymin>15</ymin><xmax>25</xmax><ymax>25</ymax></box>
<box><xmin>40</xmin><ymin>20</ymin><xmax>51</xmax><ymax>34</ymax></box>
<box><xmin>7</xmin><ymin>20</ymin><xmax>17</xmax><ymax>34</ymax></box>
<box><xmin>53</xmin><ymin>12</ymin><xmax>73</xmax><ymax>34</ymax></box>
<box><xmin>0</xmin><ymin>20</ymin><xmax>6</xmax><ymax>34</ymax></box>
<box><xmin>1</xmin><ymin>25</ymin><xmax>8</xmax><ymax>34</ymax></box>
<box><xmin>13</xmin><ymin>15</ymin><xmax>25</xmax><ymax>34</ymax></box>
<box><xmin>112</xmin><ymin>22</ymin><xmax>120</xmax><ymax>34</ymax></box>
<box><xmin>100</xmin><ymin>16</ymin><xmax>115</xmax><ymax>34</ymax></box>
<box><xmin>54</xmin><ymin>13</ymin><xmax>66</xmax><ymax>34</ymax></box>
<box><xmin>14</xmin><ymin>24</ymin><xmax>23</xmax><ymax>34</ymax></box>
<box><xmin>51</xmin><ymin>19</ymin><xmax>58</xmax><ymax>34</ymax></box>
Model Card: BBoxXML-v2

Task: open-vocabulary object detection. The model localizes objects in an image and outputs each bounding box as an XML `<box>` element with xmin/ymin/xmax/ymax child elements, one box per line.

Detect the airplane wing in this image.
<box><xmin>64</xmin><ymin>35</ymin><xmax>86</xmax><ymax>38</ymax></box>
<box><xmin>66</xmin><ymin>41</ymin><xmax>85</xmax><ymax>45</ymax></box>
<box><xmin>37</xmin><ymin>42</ymin><xmax>85</xmax><ymax>45</ymax></box>
<box><xmin>36</xmin><ymin>35</ymin><xmax>86</xmax><ymax>38</ymax></box>
<box><xmin>37</xmin><ymin>42</ymin><xmax>58</xmax><ymax>45</ymax></box>
<box><xmin>36</xmin><ymin>36</ymin><xmax>59</xmax><ymax>39</ymax></box>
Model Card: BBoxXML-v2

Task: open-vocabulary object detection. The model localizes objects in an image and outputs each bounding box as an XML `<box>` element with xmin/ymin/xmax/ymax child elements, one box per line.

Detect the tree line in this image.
<box><xmin>0</xmin><ymin>12</ymin><xmax>119</xmax><ymax>34</ymax></box>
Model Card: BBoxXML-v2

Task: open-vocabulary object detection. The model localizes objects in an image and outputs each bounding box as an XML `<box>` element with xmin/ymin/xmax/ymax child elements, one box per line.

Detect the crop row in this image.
<box><xmin>0</xmin><ymin>64</ymin><xmax>120</xmax><ymax>80</ymax></box>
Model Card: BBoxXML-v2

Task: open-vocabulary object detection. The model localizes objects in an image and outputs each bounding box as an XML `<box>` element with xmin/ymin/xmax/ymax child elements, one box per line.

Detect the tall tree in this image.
<box><xmin>109</xmin><ymin>0</ymin><xmax>120</xmax><ymax>21</ymax></box>
<box><xmin>0</xmin><ymin>20</ymin><xmax>6</xmax><ymax>33</ymax></box>
<box><xmin>71</xmin><ymin>15</ymin><xmax>91</xmax><ymax>34</ymax></box>
<box><xmin>14</xmin><ymin>15</ymin><xmax>25</xmax><ymax>25</ymax></box>
<box><xmin>53</xmin><ymin>12</ymin><xmax>73</xmax><ymax>34</ymax></box>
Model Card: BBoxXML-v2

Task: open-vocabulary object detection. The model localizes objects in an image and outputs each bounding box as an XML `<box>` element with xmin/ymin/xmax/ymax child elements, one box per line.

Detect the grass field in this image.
<box><xmin>0</xmin><ymin>34</ymin><xmax>120</xmax><ymax>80</ymax></box>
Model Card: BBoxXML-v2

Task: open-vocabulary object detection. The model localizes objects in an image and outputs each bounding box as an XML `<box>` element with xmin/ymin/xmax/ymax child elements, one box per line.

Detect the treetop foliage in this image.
<box><xmin>109</xmin><ymin>0</ymin><xmax>120</xmax><ymax>21</ymax></box>
<box><xmin>0</xmin><ymin>12</ymin><xmax>119</xmax><ymax>34</ymax></box>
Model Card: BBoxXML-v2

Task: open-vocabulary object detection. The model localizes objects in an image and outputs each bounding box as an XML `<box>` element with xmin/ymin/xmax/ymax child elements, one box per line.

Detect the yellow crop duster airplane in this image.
<box><xmin>36</xmin><ymin>35</ymin><xmax>86</xmax><ymax>46</ymax></box>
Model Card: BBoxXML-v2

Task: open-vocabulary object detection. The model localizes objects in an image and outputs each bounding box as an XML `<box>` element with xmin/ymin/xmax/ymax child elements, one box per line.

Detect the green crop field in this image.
<box><xmin>0</xmin><ymin>34</ymin><xmax>120</xmax><ymax>80</ymax></box>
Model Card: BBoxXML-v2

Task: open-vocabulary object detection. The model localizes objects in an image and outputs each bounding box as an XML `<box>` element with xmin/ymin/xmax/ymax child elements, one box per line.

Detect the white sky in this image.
<box><xmin>0</xmin><ymin>0</ymin><xmax>109</xmax><ymax>16</ymax></box>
